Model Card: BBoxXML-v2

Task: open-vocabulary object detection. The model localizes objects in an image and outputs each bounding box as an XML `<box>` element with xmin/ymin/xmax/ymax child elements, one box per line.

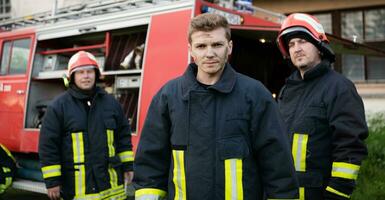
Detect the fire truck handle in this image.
<box><xmin>16</xmin><ymin>89</ymin><xmax>25</xmax><ymax>94</ymax></box>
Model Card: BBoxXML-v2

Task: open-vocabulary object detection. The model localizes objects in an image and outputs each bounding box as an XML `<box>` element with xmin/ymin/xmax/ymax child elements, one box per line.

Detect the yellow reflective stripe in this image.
<box><xmin>2</xmin><ymin>167</ymin><xmax>10</xmax><ymax>173</ymax></box>
<box><xmin>326</xmin><ymin>186</ymin><xmax>350</xmax><ymax>198</ymax></box>
<box><xmin>41</xmin><ymin>165</ymin><xmax>61</xmax><ymax>179</ymax></box>
<box><xmin>292</xmin><ymin>133</ymin><xmax>308</xmax><ymax>172</ymax></box>
<box><xmin>225</xmin><ymin>159</ymin><xmax>243</xmax><ymax>200</ymax></box>
<box><xmin>299</xmin><ymin>187</ymin><xmax>305</xmax><ymax>200</ymax></box>
<box><xmin>72</xmin><ymin>132</ymin><xmax>86</xmax><ymax>196</ymax></box>
<box><xmin>106</xmin><ymin>129</ymin><xmax>118</xmax><ymax>188</ymax></box>
<box><xmin>0</xmin><ymin>144</ymin><xmax>16</xmax><ymax>162</ymax></box>
<box><xmin>135</xmin><ymin>188</ymin><xmax>167</xmax><ymax>200</ymax></box>
<box><xmin>118</xmin><ymin>151</ymin><xmax>134</xmax><ymax>162</ymax></box>
<box><xmin>172</xmin><ymin>150</ymin><xmax>186</xmax><ymax>200</ymax></box>
<box><xmin>332</xmin><ymin>162</ymin><xmax>360</xmax><ymax>180</ymax></box>
<box><xmin>108</xmin><ymin>167</ymin><xmax>118</xmax><ymax>188</ymax></box>
<box><xmin>107</xmin><ymin>129</ymin><xmax>115</xmax><ymax>157</ymax></box>
<box><xmin>73</xmin><ymin>185</ymin><xmax>125</xmax><ymax>200</ymax></box>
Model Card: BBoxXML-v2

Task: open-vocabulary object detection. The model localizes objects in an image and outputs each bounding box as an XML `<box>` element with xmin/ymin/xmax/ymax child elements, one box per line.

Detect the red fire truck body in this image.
<box><xmin>0</xmin><ymin>0</ymin><xmax>285</xmax><ymax>156</ymax></box>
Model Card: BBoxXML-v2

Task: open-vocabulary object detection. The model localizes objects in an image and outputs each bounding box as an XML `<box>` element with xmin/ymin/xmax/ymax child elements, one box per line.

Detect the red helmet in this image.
<box><xmin>277</xmin><ymin>13</ymin><xmax>334</xmax><ymax>61</ymax></box>
<box><xmin>67</xmin><ymin>51</ymin><xmax>100</xmax><ymax>78</ymax></box>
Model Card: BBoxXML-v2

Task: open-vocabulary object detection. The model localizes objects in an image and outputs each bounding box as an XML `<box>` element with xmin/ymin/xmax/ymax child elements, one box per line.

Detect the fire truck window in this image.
<box><xmin>0</xmin><ymin>41</ymin><xmax>11</xmax><ymax>75</ymax></box>
<box><xmin>9</xmin><ymin>38</ymin><xmax>31</xmax><ymax>74</ymax></box>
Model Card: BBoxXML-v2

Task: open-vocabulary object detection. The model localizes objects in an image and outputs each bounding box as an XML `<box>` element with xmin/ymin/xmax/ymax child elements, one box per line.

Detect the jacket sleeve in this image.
<box><xmin>38</xmin><ymin>103</ymin><xmax>63</xmax><ymax>189</ymax></box>
<box><xmin>114</xmin><ymin>98</ymin><xmax>133</xmax><ymax>172</ymax></box>
<box><xmin>133</xmin><ymin>91</ymin><xmax>170</xmax><ymax>200</ymax></box>
<box><xmin>250</xmin><ymin>92</ymin><xmax>299</xmax><ymax>199</ymax></box>
<box><xmin>324</xmin><ymin>85</ymin><xmax>368</xmax><ymax>200</ymax></box>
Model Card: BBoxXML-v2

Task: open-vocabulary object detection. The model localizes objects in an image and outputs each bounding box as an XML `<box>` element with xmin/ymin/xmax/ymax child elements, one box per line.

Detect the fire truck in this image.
<box><xmin>0</xmin><ymin>0</ymin><xmax>383</xmax><ymax>194</ymax></box>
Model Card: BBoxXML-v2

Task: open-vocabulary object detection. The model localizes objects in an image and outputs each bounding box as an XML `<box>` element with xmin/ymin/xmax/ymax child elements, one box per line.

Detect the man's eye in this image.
<box><xmin>213</xmin><ymin>43</ymin><xmax>223</xmax><ymax>47</ymax></box>
<box><xmin>196</xmin><ymin>45</ymin><xmax>205</xmax><ymax>49</ymax></box>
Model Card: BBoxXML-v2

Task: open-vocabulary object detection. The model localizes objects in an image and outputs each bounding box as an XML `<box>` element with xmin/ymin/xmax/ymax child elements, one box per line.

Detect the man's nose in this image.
<box><xmin>293</xmin><ymin>42</ymin><xmax>302</xmax><ymax>52</ymax></box>
<box><xmin>206</xmin><ymin>46</ymin><xmax>216</xmax><ymax>56</ymax></box>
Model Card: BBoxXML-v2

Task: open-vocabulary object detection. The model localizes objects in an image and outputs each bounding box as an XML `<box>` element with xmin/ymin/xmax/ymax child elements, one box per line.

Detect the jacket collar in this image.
<box><xmin>68</xmin><ymin>85</ymin><xmax>105</xmax><ymax>100</ymax></box>
<box><xmin>181</xmin><ymin>63</ymin><xmax>237</xmax><ymax>100</ymax></box>
<box><xmin>287</xmin><ymin>60</ymin><xmax>331</xmax><ymax>83</ymax></box>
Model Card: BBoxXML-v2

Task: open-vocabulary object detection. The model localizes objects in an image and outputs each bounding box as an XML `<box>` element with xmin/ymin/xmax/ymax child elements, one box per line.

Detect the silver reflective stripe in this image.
<box><xmin>333</xmin><ymin>166</ymin><xmax>357</xmax><ymax>175</ymax></box>
<box><xmin>332</xmin><ymin>162</ymin><xmax>360</xmax><ymax>180</ymax></box>
<box><xmin>230</xmin><ymin>160</ymin><xmax>238</xmax><ymax>200</ymax></box>
<box><xmin>136</xmin><ymin>194</ymin><xmax>164</xmax><ymax>200</ymax></box>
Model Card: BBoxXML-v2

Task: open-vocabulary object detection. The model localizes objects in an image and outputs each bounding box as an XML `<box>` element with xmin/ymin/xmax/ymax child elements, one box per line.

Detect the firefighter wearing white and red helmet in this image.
<box><xmin>39</xmin><ymin>51</ymin><xmax>134</xmax><ymax>200</ymax></box>
<box><xmin>67</xmin><ymin>50</ymin><xmax>101</xmax><ymax>84</ymax></box>
<box><xmin>277</xmin><ymin>13</ymin><xmax>368</xmax><ymax>200</ymax></box>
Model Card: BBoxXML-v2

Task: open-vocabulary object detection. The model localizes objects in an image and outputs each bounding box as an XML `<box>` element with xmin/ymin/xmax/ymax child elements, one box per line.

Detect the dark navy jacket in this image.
<box><xmin>278</xmin><ymin>60</ymin><xmax>368</xmax><ymax>200</ymax></box>
<box><xmin>39</xmin><ymin>86</ymin><xmax>133</xmax><ymax>199</ymax></box>
<box><xmin>134</xmin><ymin>63</ymin><xmax>298</xmax><ymax>200</ymax></box>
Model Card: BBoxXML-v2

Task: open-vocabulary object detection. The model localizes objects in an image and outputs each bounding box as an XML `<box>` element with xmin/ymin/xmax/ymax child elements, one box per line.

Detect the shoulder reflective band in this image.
<box><xmin>106</xmin><ymin>129</ymin><xmax>118</xmax><ymax>188</ymax></box>
<box><xmin>172</xmin><ymin>150</ymin><xmax>186</xmax><ymax>200</ymax></box>
<box><xmin>118</xmin><ymin>151</ymin><xmax>134</xmax><ymax>163</ymax></box>
<box><xmin>326</xmin><ymin>186</ymin><xmax>350</xmax><ymax>198</ymax></box>
<box><xmin>135</xmin><ymin>188</ymin><xmax>167</xmax><ymax>200</ymax></box>
<box><xmin>292</xmin><ymin>133</ymin><xmax>309</xmax><ymax>172</ymax></box>
<box><xmin>332</xmin><ymin>162</ymin><xmax>360</xmax><ymax>180</ymax></box>
<box><xmin>72</xmin><ymin>132</ymin><xmax>86</xmax><ymax>196</ymax></box>
<box><xmin>0</xmin><ymin>144</ymin><xmax>16</xmax><ymax>162</ymax></box>
<box><xmin>42</xmin><ymin>165</ymin><xmax>61</xmax><ymax>179</ymax></box>
<box><xmin>225</xmin><ymin>159</ymin><xmax>243</xmax><ymax>200</ymax></box>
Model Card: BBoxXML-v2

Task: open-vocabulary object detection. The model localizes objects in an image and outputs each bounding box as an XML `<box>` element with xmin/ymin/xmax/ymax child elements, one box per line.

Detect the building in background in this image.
<box><xmin>254</xmin><ymin>0</ymin><xmax>385</xmax><ymax>114</ymax></box>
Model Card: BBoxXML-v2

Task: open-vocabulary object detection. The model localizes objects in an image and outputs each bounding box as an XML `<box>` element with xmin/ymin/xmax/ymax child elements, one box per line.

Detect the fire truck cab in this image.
<box><xmin>1</xmin><ymin>0</ymin><xmax>379</xmax><ymax>194</ymax></box>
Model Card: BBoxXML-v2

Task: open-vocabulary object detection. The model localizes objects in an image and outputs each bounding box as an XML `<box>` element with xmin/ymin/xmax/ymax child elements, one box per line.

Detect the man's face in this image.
<box><xmin>189</xmin><ymin>27</ymin><xmax>232</xmax><ymax>78</ymax></box>
<box><xmin>74</xmin><ymin>68</ymin><xmax>96</xmax><ymax>90</ymax></box>
<box><xmin>288</xmin><ymin>38</ymin><xmax>321</xmax><ymax>72</ymax></box>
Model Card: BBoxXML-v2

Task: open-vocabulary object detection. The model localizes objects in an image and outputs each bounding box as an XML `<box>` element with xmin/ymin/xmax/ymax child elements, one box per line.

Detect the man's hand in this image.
<box><xmin>47</xmin><ymin>185</ymin><xmax>61</xmax><ymax>200</ymax></box>
<box><xmin>124</xmin><ymin>171</ymin><xmax>134</xmax><ymax>184</ymax></box>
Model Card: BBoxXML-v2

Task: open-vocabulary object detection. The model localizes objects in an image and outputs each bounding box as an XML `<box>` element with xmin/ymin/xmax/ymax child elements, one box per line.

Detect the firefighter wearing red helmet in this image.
<box><xmin>277</xmin><ymin>13</ymin><xmax>368</xmax><ymax>200</ymax></box>
<box><xmin>39</xmin><ymin>51</ymin><xmax>134</xmax><ymax>200</ymax></box>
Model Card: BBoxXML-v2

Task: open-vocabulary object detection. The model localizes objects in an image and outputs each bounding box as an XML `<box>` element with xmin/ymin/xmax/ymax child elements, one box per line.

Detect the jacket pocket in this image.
<box><xmin>218</xmin><ymin>135</ymin><xmax>250</xmax><ymax>160</ymax></box>
<box><xmin>223</xmin><ymin>113</ymin><xmax>250</xmax><ymax>136</ymax></box>
<box><xmin>104</xmin><ymin>118</ymin><xmax>117</xmax><ymax>130</ymax></box>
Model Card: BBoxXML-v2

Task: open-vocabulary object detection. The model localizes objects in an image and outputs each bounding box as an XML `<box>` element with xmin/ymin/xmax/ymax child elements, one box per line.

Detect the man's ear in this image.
<box><xmin>188</xmin><ymin>43</ymin><xmax>196</xmax><ymax>61</ymax></box>
<box><xmin>228</xmin><ymin>40</ymin><xmax>233</xmax><ymax>56</ymax></box>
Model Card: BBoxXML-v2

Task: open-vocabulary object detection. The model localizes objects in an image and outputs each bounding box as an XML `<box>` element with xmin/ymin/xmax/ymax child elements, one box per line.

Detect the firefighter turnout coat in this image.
<box><xmin>134</xmin><ymin>63</ymin><xmax>299</xmax><ymax>200</ymax></box>
<box><xmin>0</xmin><ymin>144</ymin><xmax>16</xmax><ymax>194</ymax></box>
<box><xmin>39</xmin><ymin>86</ymin><xmax>133</xmax><ymax>200</ymax></box>
<box><xmin>278</xmin><ymin>60</ymin><xmax>368</xmax><ymax>200</ymax></box>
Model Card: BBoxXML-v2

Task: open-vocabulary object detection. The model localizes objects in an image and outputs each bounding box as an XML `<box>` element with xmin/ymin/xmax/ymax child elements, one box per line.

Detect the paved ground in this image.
<box><xmin>1</xmin><ymin>188</ymin><xmax>135</xmax><ymax>200</ymax></box>
<box><xmin>1</xmin><ymin>188</ymin><xmax>49</xmax><ymax>200</ymax></box>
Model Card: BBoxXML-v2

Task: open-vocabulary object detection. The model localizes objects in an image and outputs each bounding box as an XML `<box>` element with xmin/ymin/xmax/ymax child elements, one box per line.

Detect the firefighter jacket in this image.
<box><xmin>133</xmin><ymin>63</ymin><xmax>299</xmax><ymax>200</ymax></box>
<box><xmin>0</xmin><ymin>144</ymin><xmax>16</xmax><ymax>194</ymax></box>
<box><xmin>278</xmin><ymin>60</ymin><xmax>368</xmax><ymax>200</ymax></box>
<box><xmin>39</xmin><ymin>86</ymin><xmax>133</xmax><ymax>200</ymax></box>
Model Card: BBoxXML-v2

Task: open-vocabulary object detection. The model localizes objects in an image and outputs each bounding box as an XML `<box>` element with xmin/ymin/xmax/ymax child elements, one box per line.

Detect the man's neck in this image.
<box><xmin>299</xmin><ymin>60</ymin><xmax>322</xmax><ymax>79</ymax></box>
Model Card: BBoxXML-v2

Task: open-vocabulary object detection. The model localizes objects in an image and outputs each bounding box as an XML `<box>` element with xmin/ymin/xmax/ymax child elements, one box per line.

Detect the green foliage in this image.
<box><xmin>352</xmin><ymin>113</ymin><xmax>385</xmax><ymax>200</ymax></box>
